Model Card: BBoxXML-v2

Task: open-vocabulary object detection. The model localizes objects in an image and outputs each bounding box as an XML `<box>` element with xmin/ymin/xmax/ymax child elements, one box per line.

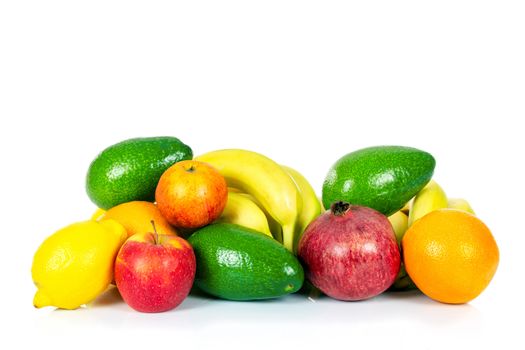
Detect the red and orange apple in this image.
<box><xmin>114</xmin><ymin>230</ymin><xmax>196</xmax><ymax>313</ymax></box>
<box><xmin>155</xmin><ymin>160</ymin><xmax>228</xmax><ymax>228</ymax></box>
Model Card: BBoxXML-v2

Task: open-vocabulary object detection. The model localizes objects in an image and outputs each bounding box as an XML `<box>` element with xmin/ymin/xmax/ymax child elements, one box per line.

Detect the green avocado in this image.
<box><xmin>188</xmin><ymin>223</ymin><xmax>304</xmax><ymax>301</ymax></box>
<box><xmin>86</xmin><ymin>136</ymin><xmax>192</xmax><ymax>209</ymax></box>
<box><xmin>322</xmin><ymin>146</ymin><xmax>435</xmax><ymax>216</ymax></box>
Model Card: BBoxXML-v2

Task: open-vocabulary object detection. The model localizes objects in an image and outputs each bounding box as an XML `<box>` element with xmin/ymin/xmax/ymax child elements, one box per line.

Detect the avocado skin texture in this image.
<box><xmin>188</xmin><ymin>223</ymin><xmax>304</xmax><ymax>301</ymax></box>
<box><xmin>322</xmin><ymin>146</ymin><xmax>435</xmax><ymax>216</ymax></box>
<box><xmin>86</xmin><ymin>136</ymin><xmax>192</xmax><ymax>209</ymax></box>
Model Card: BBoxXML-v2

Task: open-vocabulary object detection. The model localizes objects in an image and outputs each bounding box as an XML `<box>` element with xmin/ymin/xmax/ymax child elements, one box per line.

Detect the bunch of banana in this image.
<box><xmin>216</xmin><ymin>192</ymin><xmax>273</xmax><ymax>237</ymax></box>
<box><xmin>196</xmin><ymin>149</ymin><xmax>322</xmax><ymax>253</ymax></box>
<box><xmin>281</xmin><ymin>165</ymin><xmax>323</xmax><ymax>253</ymax></box>
<box><xmin>388</xmin><ymin>179</ymin><xmax>475</xmax><ymax>291</ymax></box>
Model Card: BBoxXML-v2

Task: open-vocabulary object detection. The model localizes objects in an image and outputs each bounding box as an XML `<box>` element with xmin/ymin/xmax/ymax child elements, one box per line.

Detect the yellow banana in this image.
<box><xmin>388</xmin><ymin>210</ymin><xmax>408</xmax><ymax>244</ymax></box>
<box><xmin>400</xmin><ymin>199</ymin><xmax>412</xmax><ymax>215</ymax></box>
<box><xmin>238</xmin><ymin>193</ymin><xmax>283</xmax><ymax>242</ymax></box>
<box><xmin>195</xmin><ymin>149</ymin><xmax>301</xmax><ymax>252</ymax></box>
<box><xmin>216</xmin><ymin>192</ymin><xmax>273</xmax><ymax>237</ymax></box>
<box><xmin>448</xmin><ymin>198</ymin><xmax>475</xmax><ymax>214</ymax></box>
<box><xmin>228</xmin><ymin>187</ymin><xmax>243</xmax><ymax>193</ymax></box>
<box><xmin>281</xmin><ymin>165</ymin><xmax>323</xmax><ymax>253</ymax></box>
<box><xmin>388</xmin><ymin>210</ymin><xmax>416</xmax><ymax>291</ymax></box>
<box><xmin>408</xmin><ymin>180</ymin><xmax>448</xmax><ymax>226</ymax></box>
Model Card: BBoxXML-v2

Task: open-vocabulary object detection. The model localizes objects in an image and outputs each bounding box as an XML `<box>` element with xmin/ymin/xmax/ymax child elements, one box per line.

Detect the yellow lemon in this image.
<box><xmin>31</xmin><ymin>220</ymin><xmax>127</xmax><ymax>309</ymax></box>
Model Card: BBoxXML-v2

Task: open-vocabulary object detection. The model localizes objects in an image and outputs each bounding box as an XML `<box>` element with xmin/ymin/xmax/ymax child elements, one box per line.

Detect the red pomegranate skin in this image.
<box><xmin>298</xmin><ymin>202</ymin><xmax>400</xmax><ymax>301</ymax></box>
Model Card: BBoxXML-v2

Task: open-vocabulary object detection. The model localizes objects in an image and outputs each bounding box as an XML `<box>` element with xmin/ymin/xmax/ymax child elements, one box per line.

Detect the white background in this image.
<box><xmin>1</xmin><ymin>1</ymin><xmax>524</xmax><ymax>349</ymax></box>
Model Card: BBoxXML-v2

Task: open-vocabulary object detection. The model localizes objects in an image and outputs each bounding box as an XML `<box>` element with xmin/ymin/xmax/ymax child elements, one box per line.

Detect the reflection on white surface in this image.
<box><xmin>32</xmin><ymin>286</ymin><xmax>483</xmax><ymax>332</ymax></box>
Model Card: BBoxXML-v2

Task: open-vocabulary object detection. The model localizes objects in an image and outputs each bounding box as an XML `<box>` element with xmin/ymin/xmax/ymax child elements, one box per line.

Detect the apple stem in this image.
<box><xmin>151</xmin><ymin>220</ymin><xmax>159</xmax><ymax>244</ymax></box>
<box><xmin>331</xmin><ymin>201</ymin><xmax>351</xmax><ymax>216</ymax></box>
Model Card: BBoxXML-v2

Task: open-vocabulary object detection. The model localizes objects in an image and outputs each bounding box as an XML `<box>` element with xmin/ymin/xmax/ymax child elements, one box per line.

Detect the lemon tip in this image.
<box><xmin>33</xmin><ymin>290</ymin><xmax>50</xmax><ymax>308</ymax></box>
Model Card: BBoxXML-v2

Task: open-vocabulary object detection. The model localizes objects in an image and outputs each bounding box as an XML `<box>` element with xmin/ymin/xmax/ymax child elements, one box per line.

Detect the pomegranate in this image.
<box><xmin>298</xmin><ymin>201</ymin><xmax>400</xmax><ymax>301</ymax></box>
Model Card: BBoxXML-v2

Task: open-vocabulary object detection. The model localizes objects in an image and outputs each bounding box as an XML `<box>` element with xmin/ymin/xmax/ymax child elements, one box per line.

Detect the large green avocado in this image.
<box><xmin>322</xmin><ymin>146</ymin><xmax>435</xmax><ymax>216</ymax></box>
<box><xmin>86</xmin><ymin>136</ymin><xmax>192</xmax><ymax>209</ymax></box>
<box><xmin>188</xmin><ymin>223</ymin><xmax>304</xmax><ymax>301</ymax></box>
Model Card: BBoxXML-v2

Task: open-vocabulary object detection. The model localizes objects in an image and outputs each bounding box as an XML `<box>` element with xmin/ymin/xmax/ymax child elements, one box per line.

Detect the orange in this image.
<box><xmin>402</xmin><ymin>209</ymin><xmax>499</xmax><ymax>304</ymax></box>
<box><xmin>96</xmin><ymin>201</ymin><xmax>177</xmax><ymax>238</ymax></box>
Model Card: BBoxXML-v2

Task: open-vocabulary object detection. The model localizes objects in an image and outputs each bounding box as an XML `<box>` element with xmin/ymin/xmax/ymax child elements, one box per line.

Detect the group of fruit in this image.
<box><xmin>31</xmin><ymin>137</ymin><xmax>499</xmax><ymax>313</ymax></box>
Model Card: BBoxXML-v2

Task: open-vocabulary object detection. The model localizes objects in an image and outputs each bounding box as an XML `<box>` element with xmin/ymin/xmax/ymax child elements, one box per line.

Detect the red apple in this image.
<box><xmin>298</xmin><ymin>201</ymin><xmax>400</xmax><ymax>301</ymax></box>
<box><xmin>115</xmin><ymin>230</ymin><xmax>196</xmax><ymax>312</ymax></box>
<box><xmin>155</xmin><ymin>160</ymin><xmax>228</xmax><ymax>228</ymax></box>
